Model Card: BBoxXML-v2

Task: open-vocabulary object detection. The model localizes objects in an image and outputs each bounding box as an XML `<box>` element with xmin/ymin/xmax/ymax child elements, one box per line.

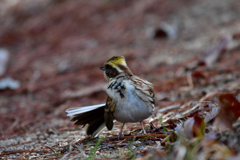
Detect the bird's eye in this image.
<box><xmin>105</xmin><ymin>64</ymin><xmax>111</xmax><ymax>69</ymax></box>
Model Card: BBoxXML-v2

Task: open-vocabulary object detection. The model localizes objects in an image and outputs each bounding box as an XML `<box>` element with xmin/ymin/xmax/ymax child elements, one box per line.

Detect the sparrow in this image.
<box><xmin>66</xmin><ymin>56</ymin><xmax>155</xmax><ymax>138</ymax></box>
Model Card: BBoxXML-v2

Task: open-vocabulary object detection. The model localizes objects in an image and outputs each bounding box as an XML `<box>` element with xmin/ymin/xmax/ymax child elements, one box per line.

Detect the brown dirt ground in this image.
<box><xmin>0</xmin><ymin>0</ymin><xmax>240</xmax><ymax>159</ymax></box>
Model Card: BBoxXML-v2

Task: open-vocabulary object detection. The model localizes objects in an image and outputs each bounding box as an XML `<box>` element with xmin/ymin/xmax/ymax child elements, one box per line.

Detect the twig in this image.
<box><xmin>201</xmin><ymin>37</ymin><xmax>229</xmax><ymax>66</ymax></box>
<box><xmin>187</xmin><ymin>71</ymin><xmax>194</xmax><ymax>89</ymax></box>
<box><xmin>179</xmin><ymin>71</ymin><xmax>194</xmax><ymax>92</ymax></box>
<box><xmin>181</xmin><ymin>91</ymin><xmax>218</xmax><ymax>116</ymax></box>
<box><xmin>119</xmin><ymin>133</ymin><xmax>167</xmax><ymax>139</ymax></box>
<box><xmin>161</xmin><ymin>135</ymin><xmax>171</xmax><ymax>144</ymax></box>
<box><xmin>156</xmin><ymin>104</ymin><xmax>181</xmax><ymax>113</ymax></box>
<box><xmin>0</xmin><ymin>149</ymin><xmax>50</xmax><ymax>156</ymax></box>
<box><xmin>40</xmin><ymin>142</ymin><xmax>55</xmax><ymax>154</ymax></box>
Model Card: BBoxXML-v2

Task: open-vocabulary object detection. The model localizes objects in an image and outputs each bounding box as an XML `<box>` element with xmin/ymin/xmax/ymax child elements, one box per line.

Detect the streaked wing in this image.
<box><xmin>131</xmin><ymin>76</ymin><xmax>155</xmax><ymax>105</ymax></box>
<box><xmin>104</xmin><ymin>97</ymin><xmax>115</xmax><ymax>130</ymax></box>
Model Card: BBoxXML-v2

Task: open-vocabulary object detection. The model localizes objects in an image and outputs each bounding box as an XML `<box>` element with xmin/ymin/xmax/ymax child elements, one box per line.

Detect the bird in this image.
<box><xmin>66</xmin><ymin>56</ymin><xmax>155</xmax><ymax>138</ymax></box>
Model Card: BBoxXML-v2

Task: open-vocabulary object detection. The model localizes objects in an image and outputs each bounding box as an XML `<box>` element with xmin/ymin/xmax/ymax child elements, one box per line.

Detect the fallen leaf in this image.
<box><xmin>213</xmin><ymin>91</ymin><xmax>240</xmax><ymax>131</ymax></box>
<box><xmin>175</xmin><ymin>115</ymin><xmax>205</xmax><ymax>139</ymax></box>
<box><xmin>204</xmin><ymin>107</ymin><xmax>220</xmax><ymax>123</ymax></box>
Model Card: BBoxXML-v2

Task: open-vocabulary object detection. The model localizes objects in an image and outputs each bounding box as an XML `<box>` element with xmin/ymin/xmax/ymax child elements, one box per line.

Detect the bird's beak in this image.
<box><xmin>100</xmin><ymin>65</ymin><xmax>105</xmax><ymax>70</ymax></box>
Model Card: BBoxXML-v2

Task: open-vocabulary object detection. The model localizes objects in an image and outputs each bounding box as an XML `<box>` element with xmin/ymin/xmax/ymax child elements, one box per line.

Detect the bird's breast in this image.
<box><xmin>106</xmin><ymin>78</ymin><xmax>154</xmax><ymax>123</ymax></box>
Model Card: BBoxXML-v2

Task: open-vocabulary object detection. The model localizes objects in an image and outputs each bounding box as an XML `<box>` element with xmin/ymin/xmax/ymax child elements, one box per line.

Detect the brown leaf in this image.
<box><xmin>233</xmin><ymin>32</ymin><xmax>240</xmax><ymax>40</ymax></box>
<box><xmin>213</xmin><ymin>91</ymin><xmax>240</xmax><ymax>131</ymax></box>
<box><xmin>175</xmin><ymin>115</ymin><xmax>205</xmax><ymax>139</ymax></box>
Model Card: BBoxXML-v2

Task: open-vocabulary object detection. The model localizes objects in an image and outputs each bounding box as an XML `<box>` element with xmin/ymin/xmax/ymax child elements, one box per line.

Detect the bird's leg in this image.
<box><xmin>140</xmin><ymin>121</ymin><xmax>146</xmax><ymax>134</ymax></box>
<box><xmin>118</xmin><ymin>123</ymin><xmax>125</xmax><ymax>140</ymax></box>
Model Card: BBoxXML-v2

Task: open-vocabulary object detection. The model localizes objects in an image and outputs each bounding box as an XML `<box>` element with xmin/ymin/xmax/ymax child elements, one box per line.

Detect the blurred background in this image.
<box><xmin>0</xmin><ymin>0</ymin><xmax>240</xmax><ymax>138</ymax></box>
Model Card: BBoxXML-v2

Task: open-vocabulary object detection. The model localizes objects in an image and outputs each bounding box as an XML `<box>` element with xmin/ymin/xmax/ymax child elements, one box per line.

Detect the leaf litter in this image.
<box><xmin>1</xmin><ymin>0</ymin><xmax>240</xmax><ymax>159</ymax></box>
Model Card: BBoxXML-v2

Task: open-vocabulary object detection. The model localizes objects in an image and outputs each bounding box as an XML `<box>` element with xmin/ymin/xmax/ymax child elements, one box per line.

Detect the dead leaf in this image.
<box><xmin>213</xmin><ymin>91</ymin><xmax>240</xmax><ymax>131</ymax></box>
<box><xmin>175</xmin><ymin>115</ymin><xmax>205</xmax><ymax>139</ymax></box>
<box><xmin>233</xmin><ymin>32</ymin><xmax>240</xmax><ymax>40</ymax></box>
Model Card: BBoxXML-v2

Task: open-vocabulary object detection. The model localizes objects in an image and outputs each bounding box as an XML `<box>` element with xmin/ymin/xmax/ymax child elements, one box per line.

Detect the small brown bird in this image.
<box><xmin>66</xmin><ymin>56</ymin><xmax>155</xmax><ymax>138</ymax></box>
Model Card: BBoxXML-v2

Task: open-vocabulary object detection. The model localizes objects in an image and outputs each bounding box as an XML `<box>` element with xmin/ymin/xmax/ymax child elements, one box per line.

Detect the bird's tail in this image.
<box><xmin>66</xmin><ymin>104</ymin><xmax>106</xmax><ymax>137</ymax></box>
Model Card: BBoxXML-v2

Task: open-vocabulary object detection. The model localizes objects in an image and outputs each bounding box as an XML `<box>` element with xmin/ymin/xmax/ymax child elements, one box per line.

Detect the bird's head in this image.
<box><xmin>100</xmin><ymin>56</ymin><xmax>133</xmax><ymax>81</ymax></box>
